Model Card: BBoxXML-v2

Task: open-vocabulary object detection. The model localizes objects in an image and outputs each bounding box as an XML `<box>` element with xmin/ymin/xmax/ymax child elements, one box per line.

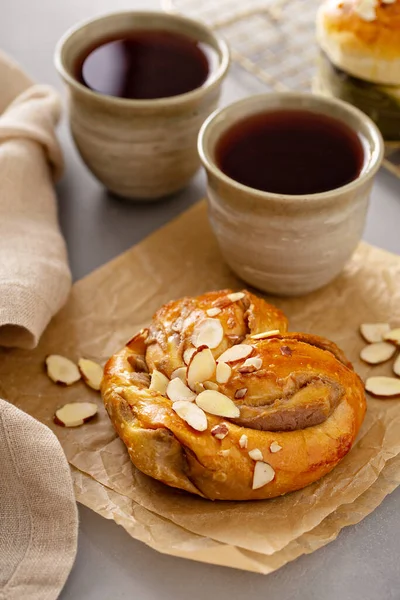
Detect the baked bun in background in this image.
<box><xmin>102</xmin><ymin>289</ymin><xmax>366</xmax><ymax>501</ymax></box>
<box><xmin>316</xmin><ymin>0</ymin><xmax>400</xmax><ymax>140</ymax></box>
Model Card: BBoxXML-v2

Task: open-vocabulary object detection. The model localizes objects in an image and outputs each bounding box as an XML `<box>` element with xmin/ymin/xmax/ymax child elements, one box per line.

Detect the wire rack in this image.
<box><xmin>163</xmin><ymin>0</ymin><xmax>400</xmax><ymax>178</ymax></box>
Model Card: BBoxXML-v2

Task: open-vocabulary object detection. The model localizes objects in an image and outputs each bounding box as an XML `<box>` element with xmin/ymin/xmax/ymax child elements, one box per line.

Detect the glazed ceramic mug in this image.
<box><xmin>55</xmin><ymin>11</ymin><xmax>230</xmax><ymax>200</ymax></box>
<box><xmin>198</xmin><ymin>93</ymin><xmax>384</xmax><ymax>296</ymax></box>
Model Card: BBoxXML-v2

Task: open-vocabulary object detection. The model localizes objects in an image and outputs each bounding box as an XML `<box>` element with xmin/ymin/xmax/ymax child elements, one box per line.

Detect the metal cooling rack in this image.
<box><xmin>163</xmin><ymin>0</ymin><xmax>400</xmax><ymax>178</ymax></box>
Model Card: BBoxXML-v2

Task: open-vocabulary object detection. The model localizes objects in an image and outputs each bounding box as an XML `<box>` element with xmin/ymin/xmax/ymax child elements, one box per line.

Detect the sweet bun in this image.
<box><xmin>317</xmin><ymin>0</ymin><xmax>400</xmax><ymax>85</ymax></box>
<box><xmin>102</xmin><ymin>289</ymin><xmax>366</xmax><ymax>501</ymax></box>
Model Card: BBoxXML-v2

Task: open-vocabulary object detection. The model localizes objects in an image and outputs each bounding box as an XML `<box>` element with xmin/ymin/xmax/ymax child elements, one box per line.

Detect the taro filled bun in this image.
<box><xmin>317</xmin><ymin>0</ymin><xmax>400</xmax><ymax>85</ymax></box>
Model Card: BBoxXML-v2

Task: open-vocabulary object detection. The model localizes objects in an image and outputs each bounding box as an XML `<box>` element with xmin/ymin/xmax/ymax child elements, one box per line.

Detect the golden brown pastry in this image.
<box><xmin>102</xmin><ymin>289</ymin><xmax>366</xmax><ymax>501</ymax></box>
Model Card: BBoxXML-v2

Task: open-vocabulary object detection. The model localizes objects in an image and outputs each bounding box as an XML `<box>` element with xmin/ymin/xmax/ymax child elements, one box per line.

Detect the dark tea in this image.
<box><xmin>75</xmin><ymin>30</ymin><xmax>211</xmax><ymax>100</ymax></box>
<box><xmin>215</xmin><ymin>110</ymin><xmax>364</xmax><ymax>195</ymax></box>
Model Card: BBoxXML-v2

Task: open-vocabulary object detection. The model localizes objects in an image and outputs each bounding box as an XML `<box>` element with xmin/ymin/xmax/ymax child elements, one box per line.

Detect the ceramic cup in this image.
<box><xmin>55</xmin><ymin>11</ymin><xmax>230</xmax><ymax>200</ymax></box>
<box><xmin>198</xmin><ymin>93</ymin><xmax>384</xmax><ymax>296</ymax></box>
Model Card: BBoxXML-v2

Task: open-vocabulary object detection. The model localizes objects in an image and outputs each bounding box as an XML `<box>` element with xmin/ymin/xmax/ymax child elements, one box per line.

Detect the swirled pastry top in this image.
<box><xmin>102</xmin><ymin>289</ymin><xmax>366</xmax><ymax>501</ymax></box>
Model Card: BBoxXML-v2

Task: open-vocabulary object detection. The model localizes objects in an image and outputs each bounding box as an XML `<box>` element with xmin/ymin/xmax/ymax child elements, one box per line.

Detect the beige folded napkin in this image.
<box><xmin>0</xmin><ymin>399</ymin><xmax>78</xmax><ymax>600</ymax></box>
<box><xmin>0</xmin><ymin>50</ymin><xmax>71</xmax><ymax>349</ymax></box>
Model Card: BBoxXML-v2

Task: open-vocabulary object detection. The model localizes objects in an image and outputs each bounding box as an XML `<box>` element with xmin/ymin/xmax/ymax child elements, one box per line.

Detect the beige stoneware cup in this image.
<box><xmin>55</xmin><ymin>11</ymin><xmax>230</xmax><ymax>200</ymax></box>
<box><xmin>198</xmin><ymin>93</ymin><xmax>384</xmax><ymax>296</ymax></box>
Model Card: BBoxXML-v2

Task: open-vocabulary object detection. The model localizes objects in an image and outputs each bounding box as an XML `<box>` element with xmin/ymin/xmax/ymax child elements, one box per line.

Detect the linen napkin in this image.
<box><xmin>0</xmin><ymin>50</ymin><xmax>71</xmax><ymax>349</ymax></box>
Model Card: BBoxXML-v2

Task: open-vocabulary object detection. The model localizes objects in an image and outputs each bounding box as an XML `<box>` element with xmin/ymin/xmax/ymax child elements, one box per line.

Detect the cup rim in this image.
<box><xmin>54</xmin><ymin>10</ymin><xmax>230</xmax><ymax>108</ymax></box>
<box><xmin>198</xmin><ymin>92</ymin><xmax>385</xmax><ymax>202</ymax></box>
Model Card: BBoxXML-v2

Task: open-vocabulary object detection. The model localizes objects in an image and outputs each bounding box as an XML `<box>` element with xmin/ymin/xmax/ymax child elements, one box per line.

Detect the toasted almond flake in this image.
<box><xmin>78</xmin><ymin>358</ymin><xmax>103</xmax><ymax>391</ymax></box>
<box><xmin>172</xmin><ymin>401</ymin><xmax>208</xmax><ymax>431</ymax></box>
<box><xmin>239</xmin><ymin>434</ymin><xmax>248</xmax><ymax>449</ymax></box>
<box><xmin>216</xmin><ymin>362</ymin><xmax>232</xmax><ymax>383</ymax></box>
<box><xmin>252</xmin><ymin>462</ymin><xmax>275</xmax><ymax>489</ymax></box>
<box><xmin>280</xmin><ymin>346</ymin><xmax>292</xmax><ymax>357</ymax></box>
<box><xmin>219</xmin><ymin>449</ymin><xmax>231</xmax><ymax>457</ymax></box>
<box><xmin>365</xmin><ymin>376</ymin><xmax>400</xmax><ymax>398</ymax></box>
<box><xmin>248</xmin><ymin>448</ymin><xmax>263</xmax><ymax>461</ymax></box>
<box><xmin>251</xmin><ymin>330</ymin><xmax>280</xmax><ymax>340</ymax></box>
<box><xmin>360</xmin><ymin>342</ymin><xmax>396</xmax><ymax>365</ymax></box>
<box><xmin>149</xmin><ymin>369</ymin><xmax>169</xmax><ymax>396</ymax></box>
<box><xmin>187</xmin><ymin>347</ymin><xmax>216</xmax><ymax>390</ymax></box>
<box><xmin>54</xmin><ymin>402</ymin><xmax>98</xmax><ymax>427</ymax></box>
<box><xmin>383</xmin><ymin>328</ymin><xmax>400</xmax><ymax>346</ymax></box>
<box><xmin>192</xmin><ymin>382</ymin><xmax>205</xmax><ymax>394</ymax></box>
<box><xmin>270</xmin><ymin>441</ymin><xmax>282</xmax><ymax>453</ymax></box>
<box><xmin>227</xmin><ymin>292</ymin><xmax>245</xmax><ymax>302</ymax></box>
<box><xmin>211</xmin><ymin>423</ymin><xmax>229</xmax><ymax>440</ymax></box>
<box><xmin>235</xmin><ymin>388</ymin><xmax>248</xmax><ymax>399</ymax></box>
<box><xmin>203</xmin><ymin>380</ymin><xmax>219</xmax><ymax>391</ymax></box>
<box><xmin>242</xmin><ymin>357</ymin><xmax>262</xmax><ymax>370</ymax></box>
<box><xmin>206</xmin><ymin>307</ymin><xmax>222</xmax><ymax>317</ymax></box>
<box><xmin>167</xmin><ymin>377</ymin><xmax>196</xmax><ymax>403</ymax></box>
<box><xmin>196</xmin><ymin>390</ymin><xmax>240</xmax><ymax>418</ymax></box>
<box><xmin>192</xmin><ymin>318</ymin><xmax>224</xmax><ymax>349</ymax></box>
<box><xmin>46</xmin><ymin>355</ymin><xmax>81</xmax><ymax>386</ymax></box>
<box><xmin>360</xmin><ymin>323</ymin><xmax>391</xmax><ymax>343</ymax></box>
<box><xmin>394</xmin><ymin>354</ymin><xmax>400</xmax><ymax>378</ymax></box>
<box><xmin>217</xmin><ymin>344</ymin><xmax>253</xmax><ymax>363</ymax></box>
<box><xmin>170</xmin><ymin>366</ymin><xmax>187</xmax><ymax>383</ymax></box>
<box><xmin>183</xmin><ymin>347</ymin><xmax>196</xmax><ymax>365</ymax></box>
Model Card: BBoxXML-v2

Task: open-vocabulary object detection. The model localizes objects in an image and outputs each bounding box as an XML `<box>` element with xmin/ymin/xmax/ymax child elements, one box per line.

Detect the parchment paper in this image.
<box><xmin>1</xmin><ymin>201</ymin><xmax>400</xmax><ymax>572</ymax></box>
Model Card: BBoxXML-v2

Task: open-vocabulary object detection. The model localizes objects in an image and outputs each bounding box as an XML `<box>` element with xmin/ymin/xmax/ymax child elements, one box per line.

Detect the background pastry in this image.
<box><xmin>102</xmin><ymin>289</ymin><xmax>366</xmax><ymax>501</ymax></box>
<box><xmin>316</xmin><ymin>0</ymin><xmax>400</xmax><ymax>140</ymax></box>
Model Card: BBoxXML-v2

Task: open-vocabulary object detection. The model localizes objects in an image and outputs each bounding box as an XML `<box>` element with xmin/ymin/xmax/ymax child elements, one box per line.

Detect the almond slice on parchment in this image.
<box><xmin>54</xmin><ymin>402</ymin><xmax>98</xmax><ymax>427</ymax></box>
<box><xmin>252</xmin><ymin>461</ymin><xmax>275</xmax><ymax>489</ymax></box>
<box><xmin>78</xmin><ymin>358</ymin><xmax>103</xmax><ymax>391</ymax></box>
<box><xmin>172</xmin><ymin>400</ymin><xmax>208</xmax><ymax>431</ymax></box>
<box><xmin>149</xmin><ymin>369</ymin><xmax>169</xmax><ymax>396</ymax></box>
<box><xmin>196</xmin><ymin>390</ymin><xmax>240</xmax><ymax>418</ymax></box>
<box><xmin>192</xmin><ymin>318</ymin><xmax>224</xmax><ymax>349</ymax></box>
<box><xmin>360</xmin><ymin>323</ymin><xmax>391</xmax><ymax>343</ymax></box>
<box><xmin>360</xmin><ymin>342</ymin><xmax>396</xmax><ymax>365</ymax></box>
<box><xmin>167</xmin><ymin>377</ymin><xmax>196</xmax><ymax>403</ymax></box>
<box><xmin>187</xmin><ymin>347</ymin><xmax>216</xmax><ymax>390</ymax></box>
<box><xmin>46</xmin><ymin>355</ymin><xmax>81</xmax><ymax>386</ymax></box>
<box><xmin>365</xmin><ymin>376</ymin><xmax>400</xmax><ymax>398</ymax></box>
<box><xmin>384</xmin><ymin>328</ymin><xmax>400</xmax><ymax>346</ymax></box>
<box><xmin>217</xmin><ymin>344</ymin><xmax>253</xmax><ymax>364</ymax></box>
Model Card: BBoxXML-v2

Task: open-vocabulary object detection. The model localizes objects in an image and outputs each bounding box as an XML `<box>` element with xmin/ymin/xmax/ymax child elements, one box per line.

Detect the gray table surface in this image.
<box><xmin>3</xmin><ymin>1</ymin><xmax>400</xmax><ymax>598</ymax></box>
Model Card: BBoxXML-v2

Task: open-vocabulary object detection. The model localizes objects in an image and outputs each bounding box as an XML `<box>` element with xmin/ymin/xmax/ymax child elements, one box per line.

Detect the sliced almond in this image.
<box><xmin>149</xmin><ymin>369</ymin><xmax>169</xmax><ymax>396</ymax></box>
<box><xmin>384</xmin><ymin>328</ymin><xmax>400</xmax><ymax>346</ymax></box>
<box><xmin>192</xmin><ymin>382</ymin><xmax>205</xmax><ymax>394</ymax></box>
<box><xmin>192</xmin><ymin>318</ymin><xmax>224</xmax><ymax>349</ymax></box>
<box><xmin>242</xmin><ymin>357</ymin><xmax>262</xmax><ymax>370</ymax></box>
<box><xmin>280</xmin><ymin>346</ymin><xmax>292</xmax><ymax>357</ymax></box>
<box><xmin>394</xmin><ymin>354</ymin><xmax>400</xmax><ymax>378</ymax></box>
<box><xmin>196</xmin><ymin>390</ymin><xmax>240</xmax><ymax>418</ymax></box>
<box><xmin>46</xmin><ymin>355</ymin><xmax>81</xmax><ymax>386</ymax></box>
<box><xmin>172</xmin><ymin>400</ymin><xmax>208</xmax><ymax>431</ymax></box>
<box><xmin>206</xmin><ymin>307</ymin><xmax>222</xmax><ymax>317</ymax></box>
<box><xmin>203</xmin><ymin>380</ymin><xmax>219</xmax><ymax>391</ymax></box>
<box><xmin>252</xmin><ymin>461</ymin><xmax>275</xmax><ymax>489</ymax></box>
<box><xmin>365</xmin><ymin>376</ymin><xmax>400</xmax><ymax>398</ymax></box>
<box><xmin>171</xmin><ymin>366</ymin><xmax>187</xmax><ymax>383</ymax></box>
<box><xmin>217</xmin><ymin>344</ymin><xmax>253</xmax><ymax>364</ymax></box>
<box><xmin>183</xmin><ymin>347</ymin><xmax>196</xmax><ymax>366</ymax></box>
<box><xmin>360</xmin><ymin>323</ymin><xmax>391</xmax><ymax>343</ymax></box>
<box><xmin>216</xmin><ymin>362</ymin><xmax>232</xmax><ymax>384</ymax></box>
<box><xmin>270</xmin><ymin>441</ymin><xmax>282</xmax><ymax>453</ymax></box>
<box><xmin>54</xmin><ymin>402</ymin><xmax>97</xmax><ymax>427</ymax></box>
<box><xmin>187</xmin><ymin>347</ymin><xmax>216</xmax><ymax>390</ymax></box>
<box><xmin>211</xmin><ymin>423</ymin><xmax>229</xmax><ymax>440</ymax></box>
<box><xmin>235</xmin><ymin>388</ymin><xmax>248</xmax><ymax>399</ymax></box>
<box><xmin>251</xmin><ymin>330</ymin><xmax>280</xmax><ymax>340</ymax></box>
<box><xmin>78</xmin><ymin>358</ymin><xmax>103</xmax><ymax>391</ymax></box>
<box><xmin>360</xmin><ymin>342</ymin><xmax>396</xmax><ymax>365</ymax></box>
<box><xmin>248</xmin><ymin>448</ymin><xmax>263</xmax><ymax>461</ymax></box>
<box><xmin>167</xmin><ymin>377</ymin><xmax>196</xmax><ymax>403</ymax></box>
<box><xmin>227</xmin><ymin>292</ymin><xmax>245</xmax><ymax>302</ymax></box>
<box><xmin>239</xmin><ymin>434</ymin><xmax>248</xmax><ymax>449</ymax></box>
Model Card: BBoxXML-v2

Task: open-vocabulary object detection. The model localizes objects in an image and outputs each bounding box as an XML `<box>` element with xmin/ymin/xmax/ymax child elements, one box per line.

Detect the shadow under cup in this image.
<box><xmin>55</xmin><ymin>11</ymin><xmax>230</xmax><ymax>200</ymax></box>
<box><xmin>198</xmin><ymin>93</ymin><xmax>384</xmax><ymax>297</ymax></box>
